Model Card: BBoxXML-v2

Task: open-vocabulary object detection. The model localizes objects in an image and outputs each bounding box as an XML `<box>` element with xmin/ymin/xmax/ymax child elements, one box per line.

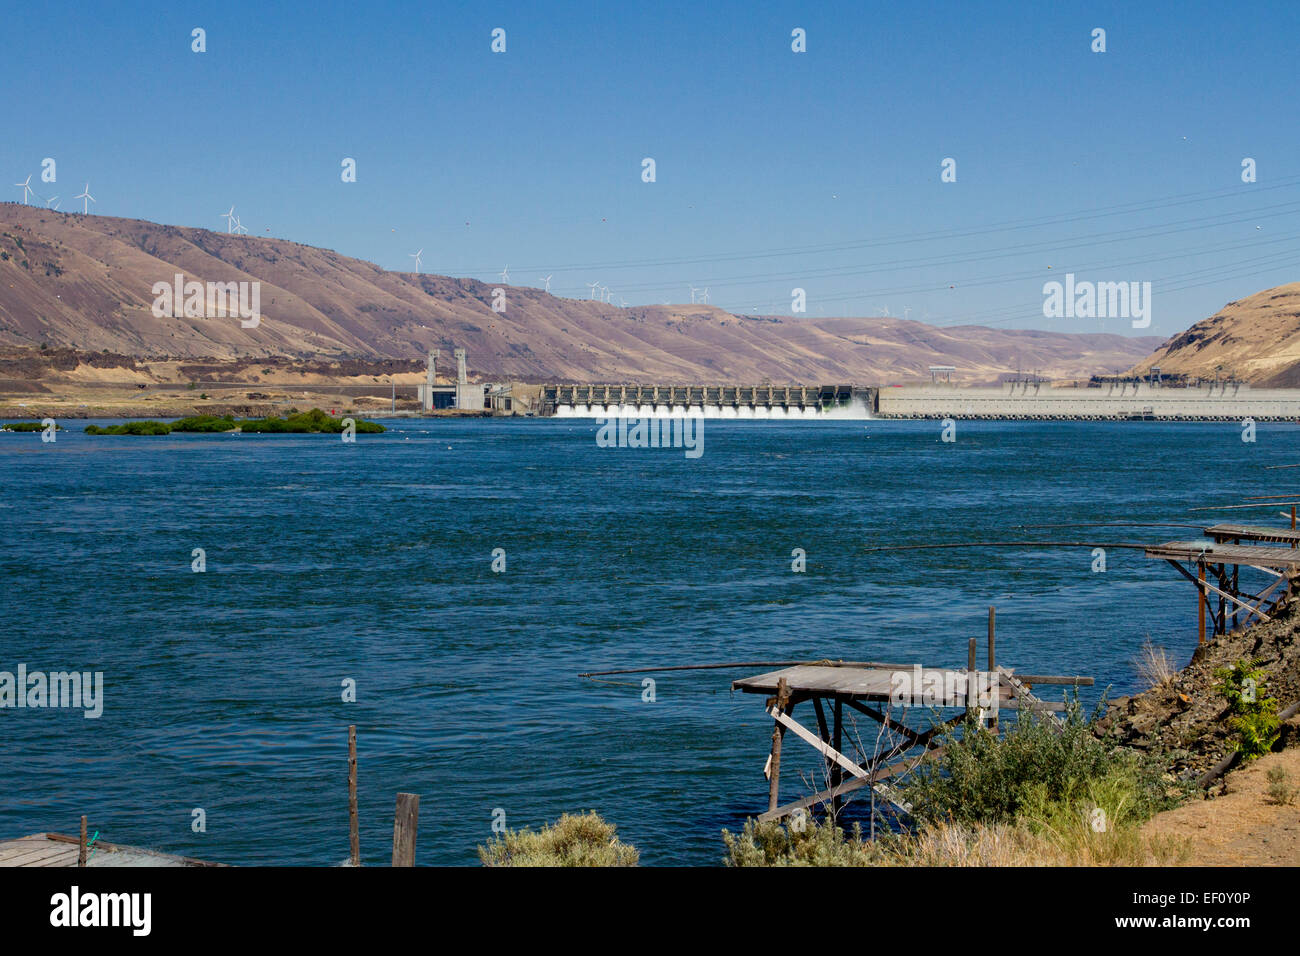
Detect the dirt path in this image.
<box><xmin>1143</xmin><ymin>738</ymin><xmax>1300</xmax><ymax>865</ymax></box>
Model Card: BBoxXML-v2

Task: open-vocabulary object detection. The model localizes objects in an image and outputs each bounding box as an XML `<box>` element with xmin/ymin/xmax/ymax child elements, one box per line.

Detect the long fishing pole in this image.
<box><xmin>1013</xmin><ymin>522</ymin><xmax>1203</xmax><ymax>530</ymax></box>
<box><xmin>578</xmin><ymin>659</ymin><xmax>910</xmax><ymax>678</ymax></box>
<box><xmin>859</xmin><ymin>540</ymin><xmax>1152</xmax><ymax>553</ymax></box>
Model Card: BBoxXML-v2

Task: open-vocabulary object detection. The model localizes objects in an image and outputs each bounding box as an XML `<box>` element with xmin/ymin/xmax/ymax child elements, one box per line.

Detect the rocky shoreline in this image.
<box><xmin>1097</xmin><ymin>595</ymin><xmax>1300</xmax><ymax>780</ymax></box>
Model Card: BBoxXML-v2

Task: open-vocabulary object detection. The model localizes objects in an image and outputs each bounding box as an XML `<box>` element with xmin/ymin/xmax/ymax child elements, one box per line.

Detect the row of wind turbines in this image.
<box><xmin>221</xmin><ymin>206</ymin><xmax>250</xmax><ymax>235</ymax></box>
<box><xmin>13</xmin><ymin>174</ymin><xmax>94</xmax><ymax>213</ymax></box>
<box><xmin>406</xmin><ymin>255</ymin><xmax>587</xmax><ymax>303</ymax></box>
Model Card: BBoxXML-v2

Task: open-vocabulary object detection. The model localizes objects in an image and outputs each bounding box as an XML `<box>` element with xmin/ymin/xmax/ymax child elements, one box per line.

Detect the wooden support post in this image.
<box><xmin>767</xmin><ymin>677</ymin><xmax>791</xmax><ymax>814</ymax></box>
<box><xmin>1215</xmin><ymin>566</ymin><xmax>1227</xmax><ymax>637</ymax></box>
<box><xmin>987</xmin><ymin>606</ymin><xmax>998</xmax><ymax>732</ymax></box>
<box><xmin>967</xmin><ymin>637</ymin><xmax>979</xmax><ymax>725</ymax></box>
<box><xmin>831</xmin><ymin>698</ymin><xmax>843</xmax><ymax>815</ymax></box>
<box><xmin>391</xmin><ymin>793</ymin><xmax>419</xmax><ymax>867</ymax></box>
<box><xmin>1232</xmin><ymin>549</ymin><xmax>1240</xmax><ymax>631</ymax></box>
<box><xmin>1198</xmin><ymin>562</ymin><xmax>1207</xmax><ymax>645</ymax></box>
<box><xmin>348</xmin><ymin>725</ymin><xmax>360</xmax><ymax>867</ymax></box>
<box><xmin>78</xmin><ymin>815</ymin><xmax>87</xmax><ymax>868</ymax></box>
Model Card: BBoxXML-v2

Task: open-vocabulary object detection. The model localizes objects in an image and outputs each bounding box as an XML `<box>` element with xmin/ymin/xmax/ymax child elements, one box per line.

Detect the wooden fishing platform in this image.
<box><xmin>1204</xmin><ymin>523</ymin><xmax>1300</xmax><ymax>546</ymax></box>
<box><xmin>733</xmin><ymin>664</ymin><xmax>1067</xmax><ymax>712</ymax></box>
<box><xmin>729</xmin><ymin>610</ymin><xmax>1094</xmax><ymax>823</ymax></box>
<box><xmin>1146</xmin><ymin>522</ymin><xmax>1300</xmax><ymax>643</ymax></box>
<box><xmin>0</xmin><ymin>834</ymin><xmax>221</xmax><ymax>867</ymax></box>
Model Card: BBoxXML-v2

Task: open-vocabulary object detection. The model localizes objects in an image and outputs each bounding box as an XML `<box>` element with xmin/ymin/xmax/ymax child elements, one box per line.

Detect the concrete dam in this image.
<box><xmin>541</xmin><ymin>384</ymin><xmax>868</xmax><ymax>417</ymax></box>
<box><xmin>872</xmin><ymin>381</ymin><xmax>1300</xmax><ymax>420</ymax></box>
<box><xmin>537</xmin><ymin>380</ymin><xmax>1300</xmax><ymax>420</ymax></box>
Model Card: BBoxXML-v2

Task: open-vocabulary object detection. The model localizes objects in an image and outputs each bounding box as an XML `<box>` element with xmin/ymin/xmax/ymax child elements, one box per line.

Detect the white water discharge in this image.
<box><xmin>554</xmin><ymin>400</ymin><xmax>873</xmax><ymax>420</ymax></box>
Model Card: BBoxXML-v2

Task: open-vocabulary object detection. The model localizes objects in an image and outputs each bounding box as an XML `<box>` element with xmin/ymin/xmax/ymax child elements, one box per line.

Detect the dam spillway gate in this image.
<box><xmin>540</xmin><ymin>384</ymin><xmax>872</xmax><ymax>416</ymax></box>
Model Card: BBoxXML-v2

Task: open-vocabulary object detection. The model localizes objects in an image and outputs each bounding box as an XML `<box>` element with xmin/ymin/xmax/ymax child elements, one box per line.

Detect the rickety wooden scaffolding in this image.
<box><xmin>1145</xmin><ymin>523</ymin><xmax>1300</xmax><ymax>643</ymax></box>
<box><xmin>731</xmin><ymin>613</ymin><xmax>1093</xmax><ymax>823</ymax></box>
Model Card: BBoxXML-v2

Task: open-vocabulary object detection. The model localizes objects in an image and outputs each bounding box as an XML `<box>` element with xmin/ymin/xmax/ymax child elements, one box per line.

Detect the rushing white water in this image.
<box><xmin>553</xmin><ymin>400</ymin><xmax>873</xmax><ymax>420</ymax></box>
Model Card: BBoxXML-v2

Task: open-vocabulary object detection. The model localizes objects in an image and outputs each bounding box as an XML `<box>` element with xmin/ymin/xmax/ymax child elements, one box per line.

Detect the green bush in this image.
<box><xmin>901</xmin><ymin>706</ymin><xmax>1178</xmax><ymax>828</ymax></box>
<box><xmin>1266</xmin><ymin>766</ymin><xmax>1296</xmax><ymax>806</ymax></box>
<box><xmin>84</xmin><ymin>421</ymin><xmax>172</xmax><ymax>435</ymax></box>
<box><xmin>724</xmin><ymin>707</ymin><xmax>1188</xmax><ymax>867</ymax></box>
<box><xmin>234</xmin><ymin>408</ymin><xmax>384</xmax><ymax>434</ymax></box>
<box><xmin>2</xmin><ymin>422</ymin><xmax>59</xmax><ymax>432</ymax></box>
<box><xmin>723</xmin><ymin>818</ymin><xmax>873</xmax><ymax>867</ymax></box>
<box><xmin>92</xmin><ymin>410</ymin><xmax>387</xmax><ymax>436</ymax></box>
<box><xmin>1214</xmin><ymin>659</ymin><xmax>1281</xmax><ymax>760</ymax></box>
<box><xmin>171</xmin><ymin>415</ymin><xmax>238</xmax><ymax>432</ymax></box>
<box><xmin>477</xmin><ymin>812</ymin><xmax>638</xmax><ymax>867</ymax></box>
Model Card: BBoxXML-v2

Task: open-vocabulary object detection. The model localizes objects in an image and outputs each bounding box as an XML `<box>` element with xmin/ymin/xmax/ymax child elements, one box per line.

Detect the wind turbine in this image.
<box><xmin>540</xmin><ymin>274</ymin><xmax>552</xmax><ymax>293</ymax></box>
<box><xmin>587</xmin><ymin>281</ymin><xmax>599</xmax><ymax>300</ymax></box>
<box><xmin>233</xmin><ymin>215</ymin><xmax>248</xmax><ymax>235</ymax></box>
<box><xmin>499</xmin><ymin>265</ymin><xmax>510</xmax><ymax>283</ymax></box>
<box><xmin>698</xmin><ymin>287</ymin><xmax>709</xmax><ymax>305</ymax></box>
<box><xmin>14</xmin><ymin>176</ymin><xmax>35</xmax><ymax>204</ymax></box>
<box><xmin>222</xmin><ymin>206</ymin><xmax>236</xmax><ymax>232</ymax></box>
<box><xmin>409</xmin><ymin>249</ymin><xmax>424</xmax><ymax>274</ymax></box>
<box><xmin>688</xmin><ymin>285</ymin><xmax>698</xmax><ymax>304</ymax></box>
<box><xmin>45</xmin><ymin>196</ymin><xmax>60</xmax><ymax>210</ymax></box>
<box><xmin>619</xmin><ymin>296</ymin><xmax>627</xmax><ymax>308</ymax></box>
<box><xmin>604</xmin><ymin>288</ymin><xmax>614</xmax><ymax>303</ymax></box>
<box><xmin>74</xmin><ymin>183</ymin><xmax>95</xmax><ymax>214</ymax></box>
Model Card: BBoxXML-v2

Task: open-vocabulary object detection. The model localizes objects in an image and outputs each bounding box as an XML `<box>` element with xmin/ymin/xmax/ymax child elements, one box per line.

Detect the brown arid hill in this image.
<box><xmin>0</xmin><ymin>203</ymin><xmax>1160</xmax><ymax>385</ymax></box>
<box><xmin>1128</xmin><ymin>282</ymin><xmax>1300</xmax><ymax>387</ymax></box>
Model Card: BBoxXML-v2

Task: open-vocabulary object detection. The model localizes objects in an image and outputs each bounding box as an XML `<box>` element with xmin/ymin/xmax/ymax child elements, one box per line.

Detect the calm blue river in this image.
<box><xmin>1</xmin><ymin>418</ymin><xmax>1295</xmax><ymax>865</ymax></box>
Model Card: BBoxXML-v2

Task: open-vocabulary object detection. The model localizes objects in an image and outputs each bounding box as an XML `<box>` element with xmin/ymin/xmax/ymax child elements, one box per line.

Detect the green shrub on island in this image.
<box><xmin>170</xmin><ymin>414</ymin><xmax>238</xmax><ymax>432</ymax></box>
<box><xmin>477</xmin><ymin>812</ymin><xmax>639</xmax><ymax>867</ymax></box>
<box><xmin>85</xmin><ymin>409</ymin><xmax>385</xmax><ymax>436</ymax></box>
<box><xmin>2</xmin><ymin>422</ymin><xmax>61</xmax><ymax>432</ymax></box>
<box><xmin>172</xmin><ymin>409</ymin><xmax>384</xmax><ymax>434</ymax></box>
<box><xmin>84</xmin><ymin>421</ymin><xmax>173</xmax><ymax>435</ymax></box>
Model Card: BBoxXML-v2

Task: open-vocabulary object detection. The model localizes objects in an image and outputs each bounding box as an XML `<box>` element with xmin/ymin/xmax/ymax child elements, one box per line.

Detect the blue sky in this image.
<box><xmin>4</xmin><ymin>0</ymin><xmax>1298</xmax><ymax>336</ymax></box>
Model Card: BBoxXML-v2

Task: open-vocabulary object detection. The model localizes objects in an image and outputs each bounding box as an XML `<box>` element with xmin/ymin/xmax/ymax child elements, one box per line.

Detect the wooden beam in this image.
<box><xmin>348</xmin><ymin>725</ymin><xmax>359</xmax><ymax>867</ymax></box>
<box><xmin>767</xmin><ymin>707</ymin><xmax>868</xmax><ymax>780</ymax></box>
<box><xmin>832</xmin><ymin>699</ymin><xmax>843</xmax><ymax>815</ymax></box>
<box><xmin>1198</xmin><ymin>562</ymin><xmax>1206</xmax><ymax>645</ymax></box>
<box><xmin>998</xmin><ymin>668</ymin><xmax>1063</xmax><ymax>726</ymax></box>
<box><xmin>1195</xmin><ymin>576</ymin><xmax>1273</xmax><ymax>623</ymax></box>
<box><xmin>1014</xmin><ymin>675</ymin><xmax>1095</xmax><ymax>685</ymax></box>
<box><xmin>811</xmin><ymin>696</ymin><xmax>834</xmax><ymax>790</ymax></box>
<box><xmin>967</xmin><ymin>637</ymin><xmax>979</xmax><ymax>724</ymax></box>
<box><xmin>78</xmin><ymin>816</ymin><xmax>87</xmax><ymax>868</ymax></box>
<box><xmin>767</xmin><ymin>677</ymin><xmax>791</xmax><ymax>813</ymax></box>
<box><xmin>841</xmin><ymin>698</ymin><xmax>930</xmax><ymax>747</ymax></box>
<box><xmin>391</xmin><ymin>793</ymin><xmax>419</xmax><ymax>867</ymax></box>
<box><xmin>988</xmin><ymin>607</ymin><xmax>998</xmax><ymax>732</ymax></box>
<box><xmin>757</xmin><ymin>745</ymin><xmax>945</xmax><ymax>822</ymax></box>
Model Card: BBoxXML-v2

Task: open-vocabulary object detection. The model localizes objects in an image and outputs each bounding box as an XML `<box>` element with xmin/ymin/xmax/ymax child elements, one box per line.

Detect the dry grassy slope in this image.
<box><xmin>1128</xmin><ymin>282</ymin><xmax>1300</xmax><ymax>386</ymax></box>
<box><xmin>0</xmin><ymin>203</ymin><xmax>1160</xmax><ymax>383</ymax></box>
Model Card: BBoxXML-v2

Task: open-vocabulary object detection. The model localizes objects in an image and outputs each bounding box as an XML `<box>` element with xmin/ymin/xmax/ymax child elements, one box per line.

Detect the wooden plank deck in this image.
<box><xmin>1205</xmin><ymin>523</ymin><xmax>1300</xmax><ymax>545</ymax></box>
<box><xmin>0</xmin><ymin>834</ymin><xmax>221</xmax><ymax>867</ymax></box>
<box><xmin>1146</xmin><ymin>540</ymin><xmax>1300</xmax><ymax>567</ymax></box>
<box><xmin>731</xmin><ymin>664</ymin><xmax>1043</xmax><ymax>707</ymax></box>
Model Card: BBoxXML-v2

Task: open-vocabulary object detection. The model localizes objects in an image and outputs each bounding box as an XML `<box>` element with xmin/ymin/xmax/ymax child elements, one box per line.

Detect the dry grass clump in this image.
<box><xmin>722</xmin><ymin>815</ymin><xmax>1190</xmax><ymax>867</ymax></box>
<box><xmin>1266</xmin><ymin>766</ymin><xmax>1297</xmax><ymax>806</ymax></box>
<box><xmin>1136</xmin><ymin>637</ymin><xmax>1177</xmax><ymax>689</ymax></box>
<box><xmin>477</xmin><ymin>811</ymin><xmax>639</xmax><ymax>867</ymax></box>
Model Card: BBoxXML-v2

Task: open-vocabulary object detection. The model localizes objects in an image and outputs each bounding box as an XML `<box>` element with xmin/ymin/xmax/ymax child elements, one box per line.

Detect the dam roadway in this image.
<box><xmin>540</xmin><ymin>381</ymin><xmax>1300</xmax><ymax>420</ymax></box>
